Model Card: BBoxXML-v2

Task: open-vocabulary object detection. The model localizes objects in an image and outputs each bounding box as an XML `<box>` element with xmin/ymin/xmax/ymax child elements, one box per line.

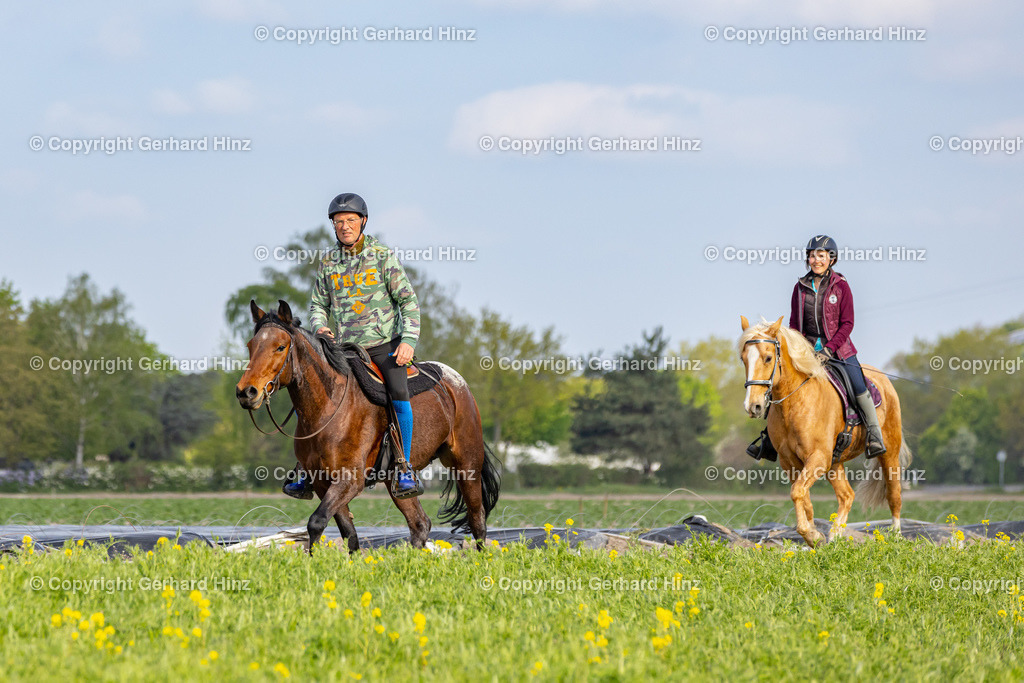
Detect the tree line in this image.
<box><xmin>1</xmin><ymin>226</ymin><xmax>1021</xmax><ymax>487</ymax></box>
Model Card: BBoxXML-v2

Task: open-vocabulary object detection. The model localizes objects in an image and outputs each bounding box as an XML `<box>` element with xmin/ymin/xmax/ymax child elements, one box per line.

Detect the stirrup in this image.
<box><xmin>746</xmin><ymin>429</ymin><xmax>777</xmax><ymax>462</ymax></box>
<box><xmin>865</xmin><ymin>430</ymin><xmax>887</xmax><ymax>459</ymax></box>
<box><xmin>391</xmin><ymin>469</ymin><xmax>423</xmax><ymax>499</ymax></box>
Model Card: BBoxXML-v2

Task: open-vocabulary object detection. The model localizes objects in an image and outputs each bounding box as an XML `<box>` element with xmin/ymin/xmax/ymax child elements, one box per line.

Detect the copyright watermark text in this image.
<box><xmin>704</xmin><ymin>25</ymin><xmax>926</xmax><ymax>44</ymax></box>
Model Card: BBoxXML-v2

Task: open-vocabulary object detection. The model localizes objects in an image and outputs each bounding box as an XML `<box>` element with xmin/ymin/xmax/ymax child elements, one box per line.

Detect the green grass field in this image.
<box><xmin>1</xmin><ymin>529</ymin><xmax>1021</xmax><ymax>680</ymax></box>
<box><xmin>2</xmin><ymin>492</ymin><xmax>1023</xmax><ymax>530</ymax></box>
<box><xmin>3</xmin><ymin>492</ymin><xmax>1023</xmax><ymax>680</ymax></box>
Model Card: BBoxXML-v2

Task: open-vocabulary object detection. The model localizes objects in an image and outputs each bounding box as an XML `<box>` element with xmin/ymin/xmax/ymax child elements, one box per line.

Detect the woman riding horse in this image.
<box><xmin>285</xmin><ymin>192</ymin><xmax>422</xmax><ymax>499</ymax></box>
<box><xmin>747</xmin><ymin>234</ymin><xmax>885</xmax><ymax>460</ymax></box>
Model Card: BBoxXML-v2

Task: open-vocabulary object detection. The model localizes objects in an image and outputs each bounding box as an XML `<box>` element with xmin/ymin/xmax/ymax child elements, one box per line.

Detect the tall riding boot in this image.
<box><xmin>855</xmin><ymin>391</ymin><xmax>886</xmax><ymax>458</ymax></box>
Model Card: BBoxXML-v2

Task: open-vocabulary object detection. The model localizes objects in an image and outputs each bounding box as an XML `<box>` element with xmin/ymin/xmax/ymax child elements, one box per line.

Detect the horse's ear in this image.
<box><xmin>277</xmin><ymin>300</ymin><xmax>294</xmax><ymax>325</ymax></box>
<box><xmin>767</xmin><ymin>316</ymin><xmax>784</xmax><ymax>337</ymax></box>
<box><xmin>740</xmin><ymin>315</ymin><xmax>750</xmax><ymax>331</ymax></box>
<box><xmin>250</xmin><ymin>300</ymin><xmax>266</xmax><ymax>323</ymax></box>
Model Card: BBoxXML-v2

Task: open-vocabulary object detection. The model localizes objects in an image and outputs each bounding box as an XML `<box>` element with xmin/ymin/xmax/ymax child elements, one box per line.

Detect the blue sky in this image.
<box><xmin>2</xmin><ymin>0</ymin><xmax>1023</xmax><ymax>368</ymax></box>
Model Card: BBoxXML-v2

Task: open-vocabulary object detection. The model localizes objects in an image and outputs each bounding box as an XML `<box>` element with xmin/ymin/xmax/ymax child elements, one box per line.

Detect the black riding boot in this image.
<box><xmin>855</xmin><ymin>391</ymin><xmax>886</xmax><ymax>458</ymax></box>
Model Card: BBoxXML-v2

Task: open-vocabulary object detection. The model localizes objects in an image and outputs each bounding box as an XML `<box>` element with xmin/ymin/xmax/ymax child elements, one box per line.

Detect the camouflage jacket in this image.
<box><xmin>308</xmin><ymin>234</ymin><xmax>420</xmax><ymax>349</ymax></box>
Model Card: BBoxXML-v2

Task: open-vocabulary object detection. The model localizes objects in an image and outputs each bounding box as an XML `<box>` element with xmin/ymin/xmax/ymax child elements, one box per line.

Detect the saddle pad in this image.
<box><xmin>348</xmin><ymin>359</ymin><xmax>444</xmax><ymax>406</ymax></box>
<box><xmin>825</xmin><ymin>365</ymin><xmax>881</xmax><ymax>424</ymax></box>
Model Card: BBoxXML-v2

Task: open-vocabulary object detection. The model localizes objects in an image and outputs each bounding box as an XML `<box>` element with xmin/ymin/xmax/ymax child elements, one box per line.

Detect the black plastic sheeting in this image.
<box><xmin>0</xmin><ymin>524</ymin><xmax>608</xmax><ymax>554</ymax></box>
<box><xmin>2</xmin><ymin>518</ymin><xmax>1023</xmax><ymax>554</ymax></box>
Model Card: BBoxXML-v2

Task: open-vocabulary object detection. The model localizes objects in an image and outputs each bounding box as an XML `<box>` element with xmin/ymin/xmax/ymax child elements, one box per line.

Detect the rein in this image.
<box><xmin>246</xmin><ymin>321</ymin><xmax>349</xmax><ymax>440</ymax></box>
<box><xmin>743</xmin><ymin>336</ymin><xmax>811</xmax><ymax>407</ymax></box>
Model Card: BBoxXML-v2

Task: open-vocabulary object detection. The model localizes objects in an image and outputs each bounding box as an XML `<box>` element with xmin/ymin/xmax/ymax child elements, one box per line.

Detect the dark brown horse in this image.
<box><xmin>235</xmin><ymin>300</ymin><xmax>500</xmax><ymax>552</ymax></box>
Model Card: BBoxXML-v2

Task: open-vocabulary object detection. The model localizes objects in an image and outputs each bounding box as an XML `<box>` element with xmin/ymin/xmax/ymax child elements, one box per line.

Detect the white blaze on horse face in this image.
<box><xmin>743</xmin><ymin>345</ymin><xmax>760</xmax><ymax>413</ymax></box>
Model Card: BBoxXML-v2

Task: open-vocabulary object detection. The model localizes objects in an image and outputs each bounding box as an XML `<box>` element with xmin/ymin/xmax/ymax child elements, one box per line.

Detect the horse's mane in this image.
<box><xmin>254</xmin><ymin>312</ymin><xmax>363</xmax><ymax>378</ymax></box>
<box><xmin>738</xmin><ymin>318</ymin><xmax>826</xmax><ymax>380</ymax></box>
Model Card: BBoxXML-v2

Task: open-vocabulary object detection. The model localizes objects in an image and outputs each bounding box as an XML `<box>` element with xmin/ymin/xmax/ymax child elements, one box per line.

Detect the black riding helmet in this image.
<box><xmin>328</xmin><ymin>193</ymin><xmax>368</xmax><ymax>219</ymax></box>
<box><xmin>806</xmin><ymin>234</ymin><xmax>838</xmax><ymax>265</ymax></box>
<box><xmin>328</xmin><ymin>193</ymin><xmax>368</xmax><ymax>244</ymax></box>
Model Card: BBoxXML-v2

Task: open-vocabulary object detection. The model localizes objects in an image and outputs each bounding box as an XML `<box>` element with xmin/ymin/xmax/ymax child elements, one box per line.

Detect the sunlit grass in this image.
<box><xmin>1</xmin><ymin>527</ymin><xmax>1021</xmax><ymax>680</ymax></box>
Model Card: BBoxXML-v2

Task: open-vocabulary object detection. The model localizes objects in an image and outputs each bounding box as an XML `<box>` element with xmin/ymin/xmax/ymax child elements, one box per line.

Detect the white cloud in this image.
<box><xmin>151</xmin><ymin>89</ymin><xmax>193</xmax><ymax>116</ymax></box>
<box><xmin>96</xmin><ymin>16</ymin><xmax>143</xmax><ymax>58</ymax></box>
<box><xmin>44</xmin><ymin>102</ymin><xmax>128</xmax><ymax>136</ymax></box>
<box><xmin>0</xmin><ymin>169</ymin><xmax>40</xmax><ymax>194</ymax></box>
<box><xmin>195</xmin><ymin>0</ymin><xmax>289</xmax><ymax>22</ymax></box>
<box><xmin>308</xmin><ymin>103</ymin><xmax>388</xmax><ymax>129</ymax></box>
<box><xmin>150</xmin><ymin>78</ymin><xmax>257</xmax><ymax>116</ymax></box>
<box><xmin>917</xmin><ymin>39</ymin><xmax>1024</xmax><ymax>81</ymax></box>
<box><xmin>450</xmin><ymin>82</ymin><xmax>854</xmax><ymax>165</ymax></box>
<box><xmin>197</xmin><ymin>78</ymin><xmax>257</xmax><ymax>115</ymax></box>
<box><xmin>461</xmin><ymin>0</ymin><xmax>965</xmax><ymax>24</ymax></box>
<box><xmin>70</xmin><ymin>190</ymin><xmax>147</xmax><ymax>224</ymax></box>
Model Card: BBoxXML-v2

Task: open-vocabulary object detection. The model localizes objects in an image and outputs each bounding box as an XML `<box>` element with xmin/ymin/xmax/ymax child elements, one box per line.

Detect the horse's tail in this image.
<box><xmin>857</xmin><ymin>434</ymin><xmax>912</xmax><ymax>509</ymax></box>
<box><xmin>437</xmin><ymin>442</ymin><xmax>502</xmax><ymax>534</ymax></box>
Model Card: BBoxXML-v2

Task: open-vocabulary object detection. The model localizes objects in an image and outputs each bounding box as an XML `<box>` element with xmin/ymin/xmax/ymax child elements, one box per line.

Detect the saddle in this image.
<box><xmin>337</xmin><ymin>347</ymin><xmax>444</xmax><ymax>407</ymax></box>
<box><xmin>823</xmin><ymin>359</ymin><xmax>881</xmax><ymax>462</ymax></box>
<box><xmin>339</xmin><ymin>349</ymin><xmax>443</xmax><ymax>490</ymax></box>
<box><xmin>824</xmin><ymin>361</ymin><xmax>881</xmax><ymax>426</ymax></box>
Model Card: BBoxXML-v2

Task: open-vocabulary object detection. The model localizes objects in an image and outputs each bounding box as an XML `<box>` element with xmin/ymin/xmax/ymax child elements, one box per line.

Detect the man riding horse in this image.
<box><xmin>283</xmin><ymin>192</ymin><xmax>422</xmax><ymax>499</ymax></box>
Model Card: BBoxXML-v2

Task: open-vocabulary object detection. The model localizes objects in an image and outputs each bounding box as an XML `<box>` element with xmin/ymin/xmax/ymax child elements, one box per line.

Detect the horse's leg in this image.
<box><xmin>333</xmin><ymin>504</ymin><xmax>359</xmax><ymax>554</ymax></box>
<box><xmin>827</xmin><ymin>462</ymin><xmax>854</xmax><ymax>541</ymax></box>
<box><xmin>790</xmin><ymin>457</ymin><xmax>828</xmax><ymax>547</ymax></box>
<box><xmin>308</xmin><ymin>482</ymin><xmax>360</xmax><ymax>556</ymax></box>
<box><xmin>449</xmin><ymin>436</ymin><xmax>489</xmax><ymax>549</ymax></box>
<box><xmin>882</xmin><ymin>434</ymin><xmax>904</xmax><ymax>535</ymax></box>
<box><xmin>387</xmin><ymin>491</ymin><xmax>432</xmax><ymax>549</ymax></box>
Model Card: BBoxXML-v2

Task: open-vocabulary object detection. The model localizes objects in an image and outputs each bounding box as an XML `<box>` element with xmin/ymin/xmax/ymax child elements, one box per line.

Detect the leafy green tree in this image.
<box><xmin>676</xmin><ymin>335</ymin><xmax>762</xmax><ymax>450</ymax></box>
<box><xmin>25</xmin><ymin>275</ymin><xmax>163</xmax><ymax>467</ymax></box>
<box><xmin>186</xmin><ymin>369</ymin><xmax>294</xmax><ymax>469</ymax></box>
<box><xmin>0</xmin><ymin>280</ymin><xmax>63</xmax><ymax>465</ymax></box>
<box><xmin>571</xmin><ymin>328</ymin><xmax>711</xmax><ymax>483</ymax></box>
<box><xmin>890</xmin><ymin>319</ymin><xmax>1023</xmax><ymax>483</ymax></box>
<box><xmin>225</xmin><ymin>227</ymin><xmax>336</xmax><ymax>341</ymax></box>
<box><xmin>466</xmin><ymin>309</ymin><xmax>568</xmax><ymax>447</ymax></box>
<box><xmin>917</xmin><ymin>388</ymin><xmax>1002</xmax><ymax>484</ymax></box>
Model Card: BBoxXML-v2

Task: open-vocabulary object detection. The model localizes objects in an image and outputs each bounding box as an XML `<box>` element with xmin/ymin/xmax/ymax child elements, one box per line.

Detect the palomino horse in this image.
<box><xmin>739</xmin><ymin>316</ymin><xmax>911</xmax><ymax>546</ymax></box>
<box><xmin>236</xmin><ymin>300</ymin><xmax>500</xmax><ymax>552</ymax></box>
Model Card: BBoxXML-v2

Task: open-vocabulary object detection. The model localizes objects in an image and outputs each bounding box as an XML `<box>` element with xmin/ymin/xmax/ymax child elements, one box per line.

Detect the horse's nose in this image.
<box><xmin>749</xmin><ymin>402</ymin><xmax>763</xmax><ymax>418</ymax></box>
<box><xmin>236</xmin><ymin>385</ymin><xmax>258</xmax><ymax>404</ymax></box>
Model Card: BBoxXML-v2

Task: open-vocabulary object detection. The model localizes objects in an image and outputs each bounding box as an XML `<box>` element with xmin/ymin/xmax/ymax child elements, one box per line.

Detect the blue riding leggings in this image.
<box><xmin>842</xmin><ymin>354</ymin><xmax>868</xmax><ymax>395</ymax></box>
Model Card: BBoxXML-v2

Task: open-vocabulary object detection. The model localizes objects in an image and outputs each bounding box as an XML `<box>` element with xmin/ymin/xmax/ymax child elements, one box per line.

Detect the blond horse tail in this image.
<box><xmin>857</xmin><ymin>436</ymin><xmax>912</xmax><ymax>510</ymax></box>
